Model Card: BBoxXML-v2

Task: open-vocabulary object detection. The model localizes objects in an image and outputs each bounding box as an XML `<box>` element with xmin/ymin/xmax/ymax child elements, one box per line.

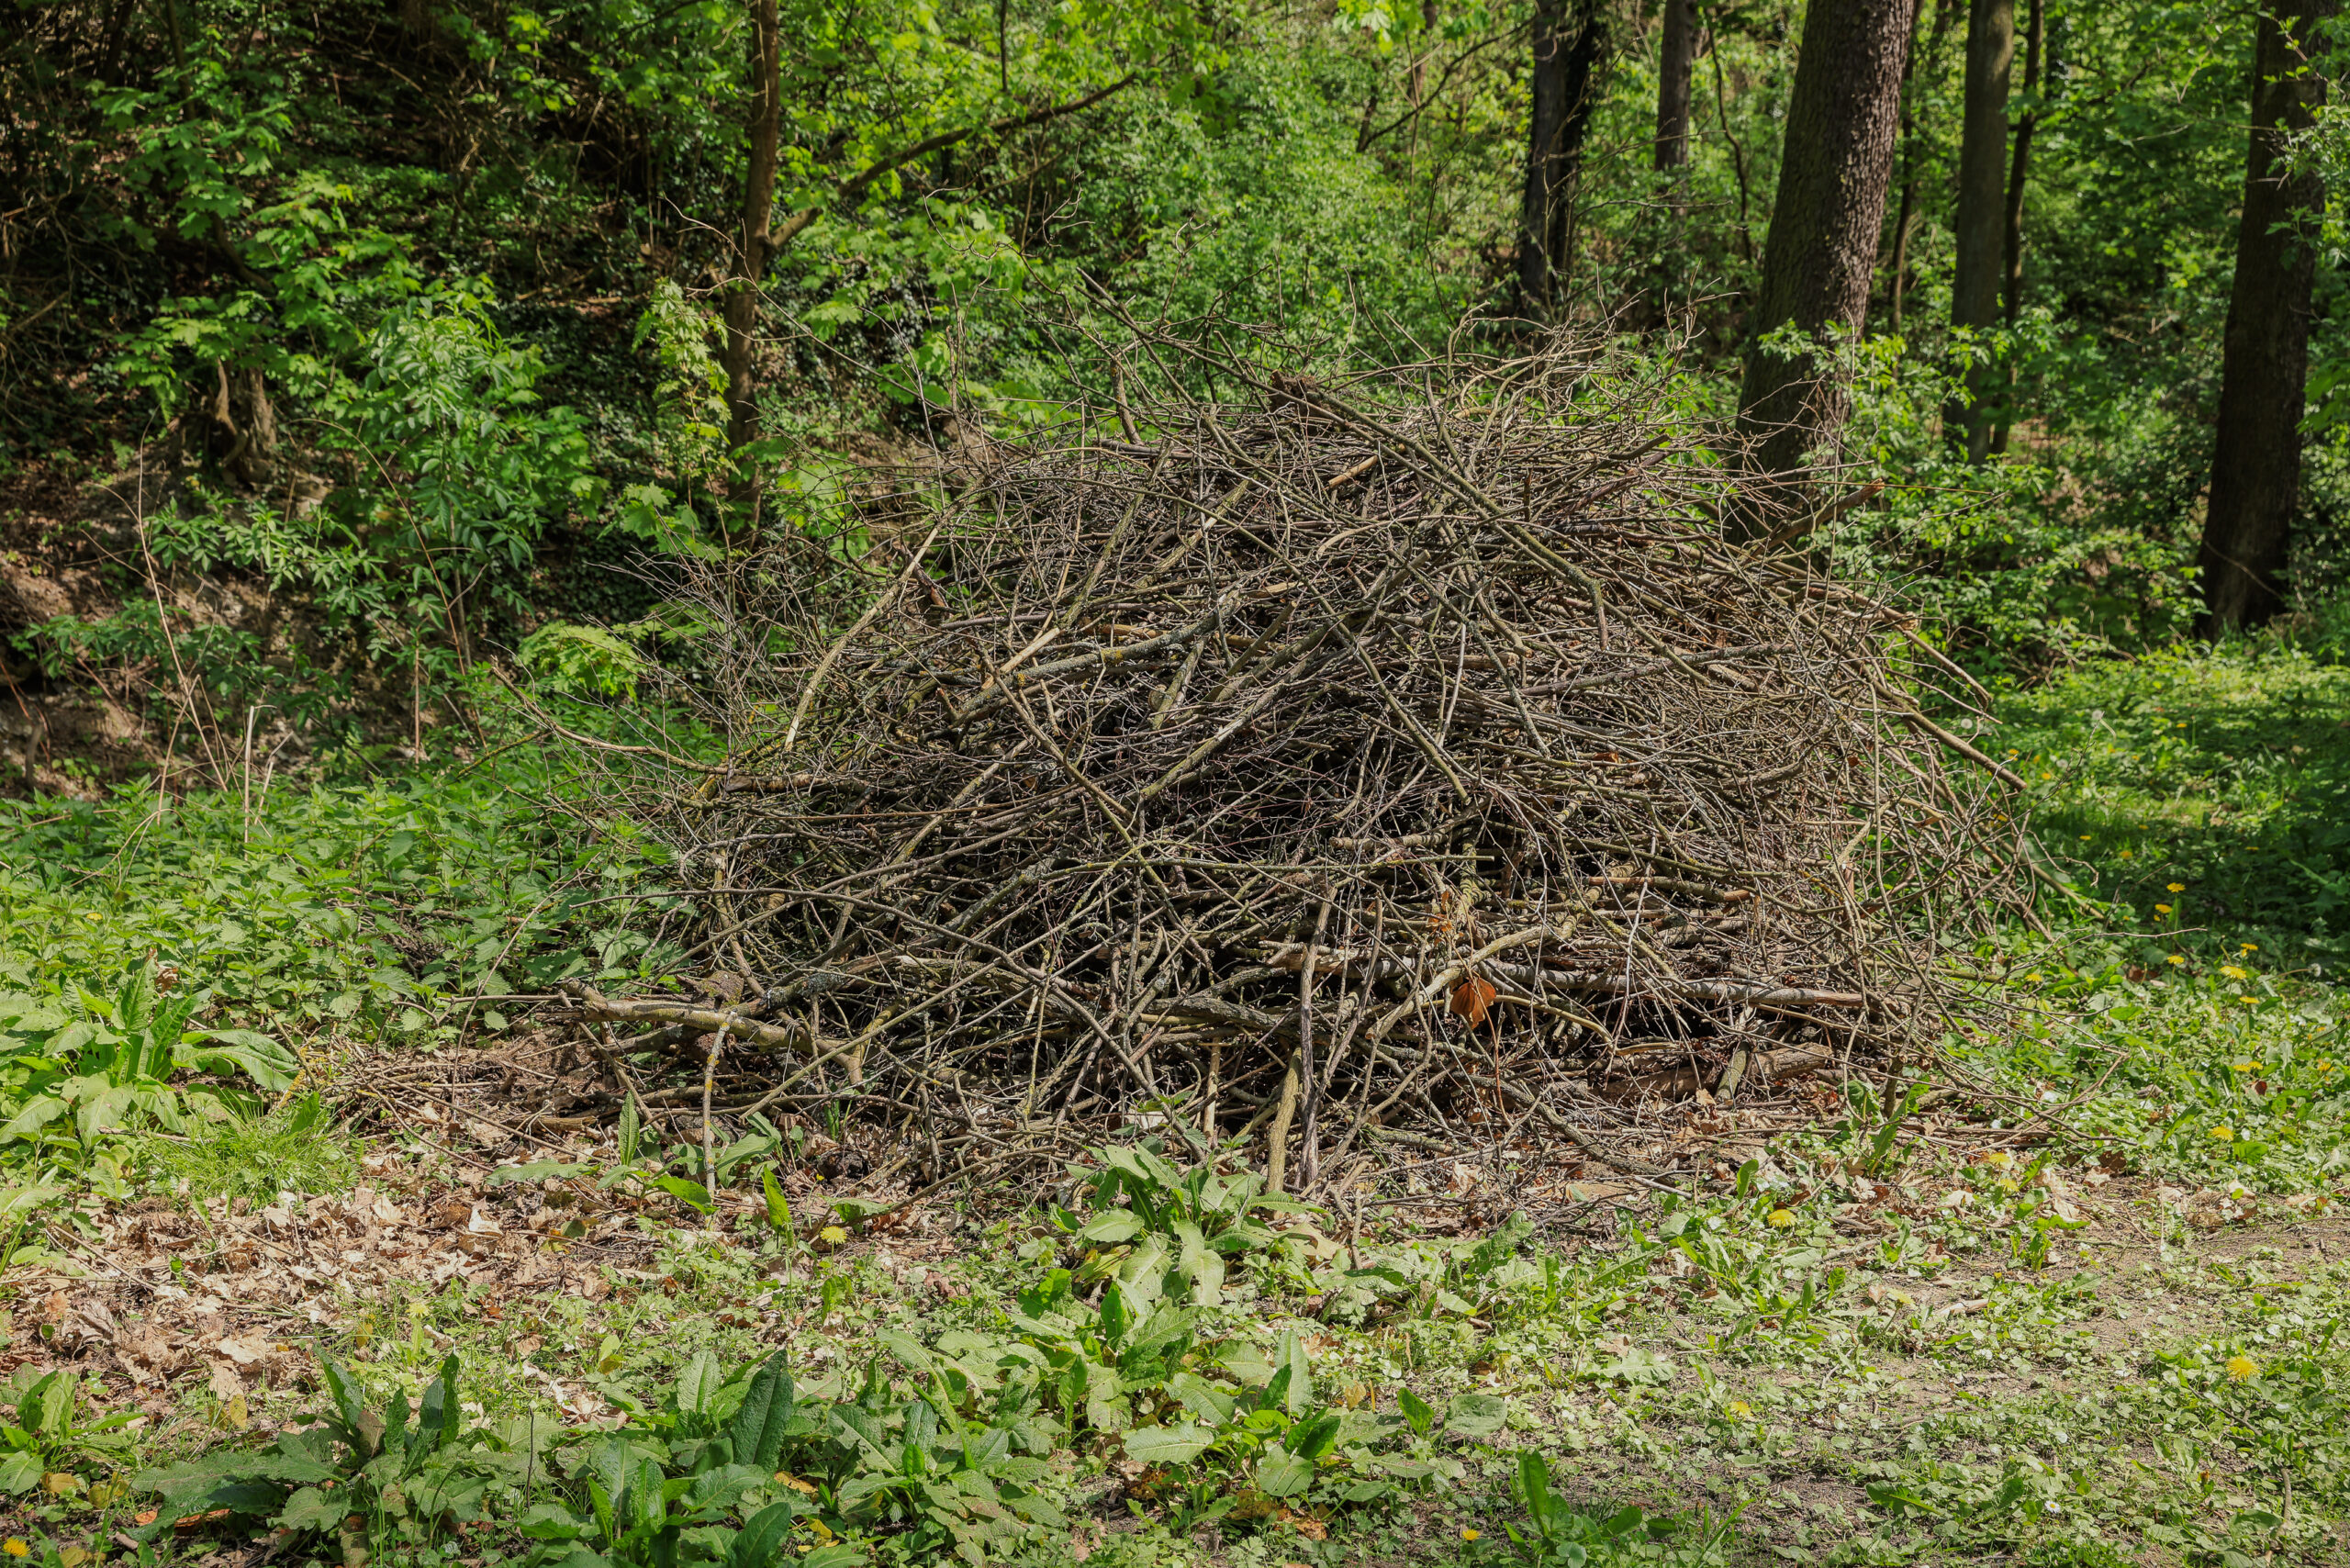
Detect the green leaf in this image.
<box><xmin>674</xmin><ymin>1350</ymin><xmax>723</xmax><ymax>1417</ymax></box>
<box><xmin>650</xmin><ymin>1174</ymin><xmax>713</xmax><ymax>1213</ymax></box>
<box><xmin>1254</xmin><ymin>1446</ymin><xmax>1315</xmax><ymax>1497</ymax></box>
<box><xmin>1076</xmin><ymin>1212</ymin><xmax>1145</xmax><ymax>1244</ymax></box>
<box><xmin>418</xmin><ymin>1353</ymin><xmax>462</xmax><ymax>1451</ymax></box>
<box><xmin>1287</xmin><ymin>1409</ymin><xmax>1341</xmax><ymax>1462</ymax></box>
<box><xmin>1446</xmin><ymin>1392</ymin><xmax>1508</xmax><ymax>1438</ymax></box>
<box><xmin>181</xmin><ymin>1029</ymin><xmax>300</xmax><ymax>1092</ymax></box>
<box><xmin>0</xmin><ymin>1451</ymin><xmax>40</xmax><ymax>1495</ymax></box>
<box><xmin>135</xmin><ymin>1450</ymin><xmax>340</xmax><ymax>1506</ymax></box>
<box><xmin>1123</xmin><ymin>1423</ymin><xmax>1217</xmax><ymax>1464</ymax></box>
<box><xmin>519</xmin><ymin>1502</ymin><xmax>594</xmax><ymax>1540</ymax></box>
<box><xmin>728</xmin><ymin>1500</ymin><xmax>801</xmax><ymax>1568</ymax></box>
<box><xmin>726</xmin><ymin>1351</ymin><xmax>798</xmax><ymax>1472</ymax></box>
<box><xmin>274</xmin><ymin>1485</ymin><xmax>347</xmax><ymax>1533</ymax></box>
<box><xmin>1272</xmin><ymin>1330</ymin><xmax>1312</xmax><ymax>1417</ymax></box>
<box><xmin>0</xmin><ymin>1096</ymin><xmax>67</xmax><ymax>1144</ymax></box>
<box><xmin>800</xmin><ymin>1545</ymin><xmax>867</xmax><ymax>1568</ymax></box>
<box><xmin>762</xmin><ymin>1168</ymin><xmax>792</xmax><ymax>1232</ymax></box>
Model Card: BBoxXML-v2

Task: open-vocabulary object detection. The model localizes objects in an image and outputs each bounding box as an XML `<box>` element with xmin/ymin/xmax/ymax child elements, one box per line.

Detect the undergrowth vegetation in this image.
<box><xmin>0</xmin><ymin>637</ymin><xmax>2344</xmax><ymax>1567</ymax></box>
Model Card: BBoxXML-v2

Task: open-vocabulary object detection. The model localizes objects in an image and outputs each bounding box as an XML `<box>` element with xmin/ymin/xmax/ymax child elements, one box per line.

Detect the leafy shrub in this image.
<box><xmin>1047</xmin><ymin>1140</ymin><xmax>1324</xmax><ymax>1306</ymax></box>
<box><xmin>0</xmin><ymin>969</ymin><xmax>296</xmax><ymax>1163</ymax></box>
<box><xmin>134</xmin><ymin>1354</ymin><xmax>539</xmax><ymax>1564</ymax></box>
<box><xmin>0</xmin><ymin>1370</ymin><xmax>138</xmax><ymax>1498</ymax></box>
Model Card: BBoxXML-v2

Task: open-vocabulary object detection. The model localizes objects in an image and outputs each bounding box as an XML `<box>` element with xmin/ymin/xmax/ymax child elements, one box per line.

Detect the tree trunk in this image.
<box><xmin>1729</xmin><ymin>0</ymin><xmax>1913</xmax><ymax>538</ymax></box>
<box><xmin>2199</xmin><ymin>0</ymin><xmax>2333</xmax><ymax>633</ymax></box>
<box><xmin>1656</xmin><ymin>0</ymin><xmax>1695</xmax><ymax>171</ymax></box>
<box><xmin>1988</xmin><ymin>0</ymin><xmax>2043</xmax><ymax>454</ymax></box>
<box><xmin>722</xmin><ymin>0</ymin><xmax>783</xmax><ymax>460</ymax></box>
<box><xmin>1947</xmin><ymin>0</ymin><xmax>2012</xmax><ymax>461</ymax></box>
<box><xmin>1516</xmin><ymin>0</ymin><xmax>1606</xmax><ymax>317</ymax></box>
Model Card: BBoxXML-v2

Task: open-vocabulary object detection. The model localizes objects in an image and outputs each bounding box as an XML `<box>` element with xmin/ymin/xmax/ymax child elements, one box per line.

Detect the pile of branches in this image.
<box><xmin>580</xmin><ymin>337</ymin><xmax>2025</xmax><ymax>1187</ymax></box>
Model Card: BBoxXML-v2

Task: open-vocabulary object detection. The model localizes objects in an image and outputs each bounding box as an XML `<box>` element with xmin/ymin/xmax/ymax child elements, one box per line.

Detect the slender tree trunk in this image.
<box><xmin>1989</xmin><ymin>0</ymin><xmax>2043</xmax><ymax>454</ymax></box>
<box><xmin>1641</xmin><ymin>0</ymin><xmax>1698</xmax><ymax>327</ymax></box>
<box><xmin>722</xmin><ymin>0</ymin><xmax>783</xmax><ymax>460</ymax></box>
<box><xmin>1729</xmin><ymin>0</ymin><xmax>1914</xmax><ymax>538</ymax></box>
<box><xmin>2200</xmin><ymin>0</ymin><xmax>2333</xmax><ymax>633</ymax></box>
<box><xmin>1656</xmin><ymin>0</ymin><xmax>1695</xmax><ymax>170</ymax></box>
<box><xmin>1888</xmin><ymin>0</ymin><xmax>1956</xmax><ymax>332</ymax></box>
<box><xmin>1517</xmin><ymin>0</ymin><xmax>1606</xmax><ymax>317</ymax></box>
<box><xmin>1411</xmin><ymin>0</ymin><xmax>1438</xmax><ymax>108</ymax></box>
<box><xmin>1947</xmin><ymin>0</ymin><xmax>2013</xmax><ymax>461</ymax></box>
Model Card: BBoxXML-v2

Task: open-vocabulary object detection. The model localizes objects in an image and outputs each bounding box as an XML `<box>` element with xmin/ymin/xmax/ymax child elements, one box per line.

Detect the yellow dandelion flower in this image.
<box><xmin>2225</xmin><ymin>1355</ymin><xmax>2260</xmax><ymax>1383</ymax></box>
<box><xmin>818</xmin><ymin>1226</ymin><xmax>848</xmax><ymax>1245</ymax></box>
<box><xmin>2154</xmin><ymin>903</ymin><xmax>2172</xmax><ymax>913</ymax></box>
<box><xmin>2221</xmin><ymin>965</ymin><xmax>2248</xmax><ymax>980</ymax></box>
<box><xmin>1984</xmin><ymin>1150</ymin><xmax>2012</xmax><ymax>1167</ymax></box>
<box><xmin>2241</xmin><ymin>995</ymin><xmax>2260</xmax><ymax>1006</ymax></box>
<box><xmin>2320</xmin><ymin>1058</ymin><xmax>2338</xmax><ymax>1073</ymax></box>
<box><xmin>2168</xmin><ymin>883</ymin><xmax>2186</xmax><ymax>892</ymax></box>
<box><xmin>2078</xmin><ymin>834</ymin><xmax>2092</xmax><ymax>841</ymax></box>
<box><xmin>1727</xmin><ymin>1400</ymin><xmax>1754</xmax><ymax>1418</ymax></box>
<box><xmin>2211</xmin><ymin>1125</ymin><xmax>2235</xmax><ymax>1141</ymax></box>
<box><xmin>2241</xmin><ymin>944</ymin><xmax>2258</xmax><ymax>954</ymax></box>
<box><xmin>2166</xmin><ymin>955</ymin><xmax>2187</xmax><ymax>966</ymax></box>
<box><xmin>1767</xmin><ymin>1208</ymin><xmax>1796</xmax><ymax>1228</ymax></box>
<box><xmin>407</xmin><ymin>1300</ymin><xmax>431</xmax><ymax>1319</ymax></box>
<box><xmin>2</xmin><ymin>1542</ymin><xmax>25</xmax><ymax>1560</ymax></box>
<box><xmin>2232</xmin><ymin>1061</ymin><xmax>2258</xmax><ymax>1073</ymax></box>
<box><xmin>1460</xmin><ymin>1528</ymin><xmax>1482</xmax><ymax>1541</ymax></box>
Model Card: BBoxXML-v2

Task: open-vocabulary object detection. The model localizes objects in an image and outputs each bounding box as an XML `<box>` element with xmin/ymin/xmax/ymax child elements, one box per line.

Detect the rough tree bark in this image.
<box><xmin>1729</xmin><ymin>0</ymin><xmax>1913</xmax><ymax>538</ymax></box>
<box><xmin>1516</xmin><ymin>0</ymin><xmax>1606</xmax><ymax>316</ymax></box>
<box><xmin>2200</xmin><ymin>0</ymin><xmax>2334</xmax><ymax>633</ymax></box>
<box><xmin>1886</xmin><ymin>5</ymin><xmax>1921</xmax><ymax>331</ymax></box>
<box><xmin>1947</xmin><ymin>0</ymin><xmax>2013</xmax><ymax>461</ymax></box>
<box><xmin>1656</xmin><ymin>0</ymin><xmax>1695</xmax><ymax>171</ymax></box>
<box><xmin>722</xmin><ymin>0</ymin><xmax>783</xmax><ymax>460</ymax></box>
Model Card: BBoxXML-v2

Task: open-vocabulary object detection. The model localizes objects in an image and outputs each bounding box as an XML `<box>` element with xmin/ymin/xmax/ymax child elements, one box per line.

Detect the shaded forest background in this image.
<box><xmin>3</xmin><ymin>0</ymin><xmax>2347</xmax><ymax>783</ymax></box>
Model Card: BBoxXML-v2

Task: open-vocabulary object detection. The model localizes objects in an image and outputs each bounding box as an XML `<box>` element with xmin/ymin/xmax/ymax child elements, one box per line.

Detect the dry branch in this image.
<box><xmin>592</xmin><ymin>331</ymin><xmax>2020</xmax><ymax>1189</ymax></box>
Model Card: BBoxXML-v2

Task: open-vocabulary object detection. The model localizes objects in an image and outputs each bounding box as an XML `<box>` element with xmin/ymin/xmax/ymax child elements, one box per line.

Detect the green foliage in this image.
<box><xmin>0</xmin><ymin>1370</ymin><xmax>139</xmax><ymax>1498</ymax></box>
<box><xmin>134</xmin><ymin>1353</ymin><xmax>540</xmax><ymax>1556</ymax></box>
<box><xmin>0</xmin><ymin>764</ymin><xmax>682</xmax><ymax>1057</ymax></box>
<box><xmin>140</xmin><ymin>1091</ymin><xmax>357</xmax><ymax>1204</ymax></box>
<box><xmin>0</xmin><ymin>969</ymin><xmax>295</xmax><ymax>1161</ymax></box>
<box><xmin>1500</xmin><ymin>1451</ymin><xmax>1695</xmax><ymax>1566</ymax></box>
<box><xmin>520</xmin><ymin>622</ymin><xmax>651</xmax><ymax>700</ymax></box>
<box><xmin>536</xmin><ymin>1344</ymin><xmax>1063</xmax><ymax>1566</ymax></box>
<box><xmin>1046</xmin><ymin>1140</ymin><xmax>1324</xmax><ymax>1306</ymax></box>
<box><xmin>1997</xmin><ymin>635</ymin><xmax>2350</xmax><ymax>958</ymax></box>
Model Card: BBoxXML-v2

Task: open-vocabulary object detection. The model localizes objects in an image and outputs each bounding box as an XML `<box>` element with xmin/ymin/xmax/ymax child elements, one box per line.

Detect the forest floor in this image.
<box><xmin>2</xmin><ymin>637</ymin><xmax>2348</xmax><ymax>1568</ymax></box>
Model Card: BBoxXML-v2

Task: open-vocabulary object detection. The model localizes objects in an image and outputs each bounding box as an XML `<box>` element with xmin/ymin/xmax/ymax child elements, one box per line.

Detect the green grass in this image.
<box><xmin>135</xmin><ymin>1093</ymin><xmax>361</xmax><ymax>1204</ymax></box>
<box><xmin>1998</xmin><ymin>635</ymin><xmax>2350</xmax><ymax>968</ymax></box>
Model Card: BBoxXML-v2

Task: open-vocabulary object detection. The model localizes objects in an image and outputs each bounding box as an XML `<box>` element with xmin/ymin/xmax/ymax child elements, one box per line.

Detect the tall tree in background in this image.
<box><xmin>1516</xmin><ymin>0</ymin><xmax>1606</xmax><ymax>314</ymax></box>
<box><xmin>1989</xmin><ymin>0</ymin><xmax>2045</xmax><ymax>454</ymax></box>
<box><xmin>1729</xmin><ymin>0</ymin><xmax>1913</xmax><ymax>537</ymax></box>
<box><xmin>722</xmin><ymin>0</ymin><xmax>783</xmax><ymax>461</ymax></box>
<box><xmin>1656</xmin><ymin>0</ymin><xmax>1696</xmax><ymax>172</ymax></box>
<box><xmin>2199</xmin><ymin>0</ymin><xmax>2334</xmax><ymax>632</ymax></box>
<box><xmin>1947</xmin><ymin>0</ymin><xmax>2014</xmax><ymax>460</ymax></box>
